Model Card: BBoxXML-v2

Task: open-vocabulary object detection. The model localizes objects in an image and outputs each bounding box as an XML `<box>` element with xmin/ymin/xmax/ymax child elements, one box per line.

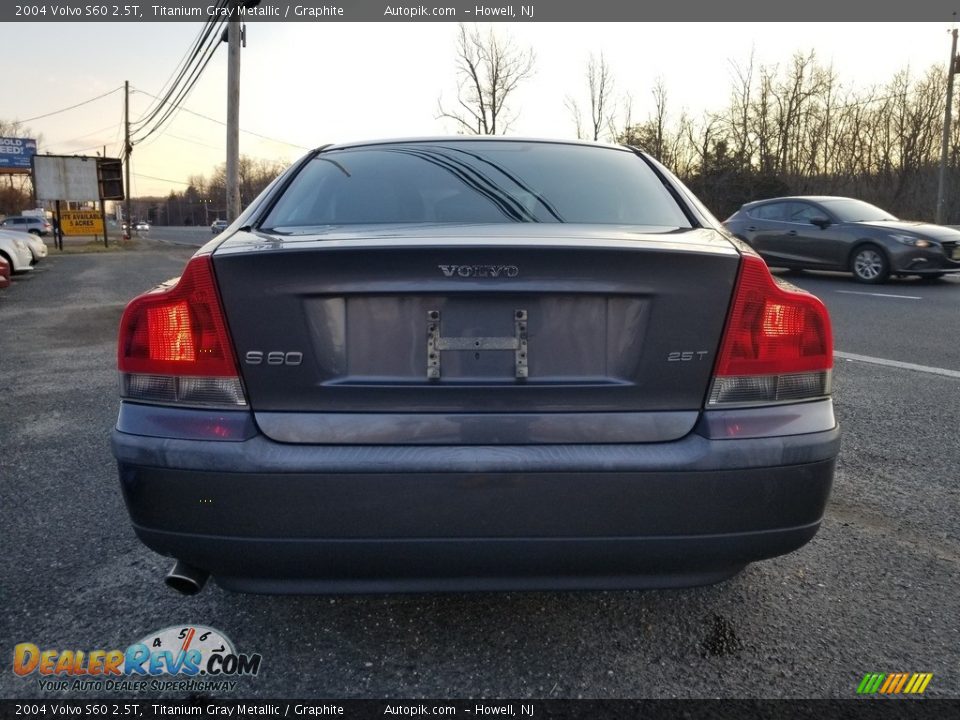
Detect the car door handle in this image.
<box><xmin>746</xmin><ymin>226</ymin><xmax>757</xmax><ymax>232</ymax></box>
<box><xmin>787</xmin><ymin>230</ymin><xmax>798</xmax><ymax>236</ymax></box>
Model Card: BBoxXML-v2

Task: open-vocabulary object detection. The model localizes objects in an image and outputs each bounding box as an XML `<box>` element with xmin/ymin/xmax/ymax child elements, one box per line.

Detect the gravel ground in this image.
<box><xmin>1</xmin><ymin>243</ymin><xmax>957</xmax><ymax>700</ymax></box>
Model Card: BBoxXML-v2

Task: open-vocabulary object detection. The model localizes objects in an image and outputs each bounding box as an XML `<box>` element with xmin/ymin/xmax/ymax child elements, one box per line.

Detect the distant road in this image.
<box><xmin>137</xmin><ymin>225</ymin><xmax>215</xmax><ymax>247</ymax></box>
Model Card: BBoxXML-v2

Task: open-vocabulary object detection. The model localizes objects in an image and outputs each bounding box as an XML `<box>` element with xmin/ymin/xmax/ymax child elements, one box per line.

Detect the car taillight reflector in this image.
<box><xmin>147</xmin><ymin>301</ymin><xmax>195</xmax><ymax>362</ymax></box>
<box><xmin>118</xmin><ymin>255</ymin><xmax>246</xmax><ymax>407</ymax></box>
<box><xmin>708</xmin><ymin>254</ymin><xmax>833</xmax><ymax>407</ymax></box>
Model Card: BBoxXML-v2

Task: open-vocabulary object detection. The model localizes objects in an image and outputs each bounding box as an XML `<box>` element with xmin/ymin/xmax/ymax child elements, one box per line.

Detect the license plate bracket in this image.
<box><xmin>427</xmin><ymin>309</ymin><xmax>528</xmax><ymax>379</ymax></box>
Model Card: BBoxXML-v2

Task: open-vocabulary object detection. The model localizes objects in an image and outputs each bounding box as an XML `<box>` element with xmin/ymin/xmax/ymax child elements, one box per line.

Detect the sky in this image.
<box><xmin>5</xmin><ymin>22</ymin><xmax>958</xmax><ymax>198</ymax></box>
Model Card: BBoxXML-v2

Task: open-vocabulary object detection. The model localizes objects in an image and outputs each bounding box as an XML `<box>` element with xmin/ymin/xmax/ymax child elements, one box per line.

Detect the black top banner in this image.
<box><xmin>1</xmin><ymin>700</ymin><xmax>958</xmax><ymax>720</ymax></box>
<box><xmin>3</xmin><ymin>0</ymin><xmax>957</xmax><ymax>22</ymax></box>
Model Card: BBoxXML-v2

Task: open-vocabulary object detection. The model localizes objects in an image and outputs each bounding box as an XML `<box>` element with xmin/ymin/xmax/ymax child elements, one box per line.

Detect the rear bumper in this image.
<box><xmin>112</xmin><ymin>402</ymin><xmax>839</xmax><ymax>593</ymax></box>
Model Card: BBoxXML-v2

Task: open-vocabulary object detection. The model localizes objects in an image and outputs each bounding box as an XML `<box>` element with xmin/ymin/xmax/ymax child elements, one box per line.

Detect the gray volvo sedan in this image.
<box><xmin>112</xmin><ymin>138</ymin><xmax>839</xmax><ymax>595</ymax></box>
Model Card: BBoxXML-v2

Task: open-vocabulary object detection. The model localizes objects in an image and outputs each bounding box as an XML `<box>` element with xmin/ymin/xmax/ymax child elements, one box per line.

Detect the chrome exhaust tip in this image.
<box><xmin>165</xmin><ymin>560</ymin><xmax>210</xmax><ymax>595</ymax></box>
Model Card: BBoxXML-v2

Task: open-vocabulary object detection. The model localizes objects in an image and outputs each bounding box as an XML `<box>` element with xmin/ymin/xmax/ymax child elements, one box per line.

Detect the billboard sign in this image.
<box><xmin>32</xmin><ymin>155</ymin><xmax>100</xmax><ymax>202</ymax></box>
<box><xmin>0</xmin><ymin>137</ymin><xmax>37</xmax><ymax>171</ymax></box>
<box><xmin>60</xmin><ymin>210</ymin><xmax>105</xmax><ymax>236</ymax></box>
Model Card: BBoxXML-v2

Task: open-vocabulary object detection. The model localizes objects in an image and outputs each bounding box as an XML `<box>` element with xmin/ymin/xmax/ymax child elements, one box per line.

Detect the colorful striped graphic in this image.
<box><xmin>857</xmin><ymin>673</ymin><xmax>933</xmax><ymax>695</ymax></box>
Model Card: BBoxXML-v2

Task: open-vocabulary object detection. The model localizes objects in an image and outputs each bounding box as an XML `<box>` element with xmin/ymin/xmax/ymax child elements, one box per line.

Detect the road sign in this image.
<box><xmin>60</xmin><ymin>210</ymin><xmax>104</xmax><ymax>236</ymax></box>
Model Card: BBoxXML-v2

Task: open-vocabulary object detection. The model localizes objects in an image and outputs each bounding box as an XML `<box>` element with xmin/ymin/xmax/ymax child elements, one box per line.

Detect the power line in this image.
<box><xmin>43</xmin><ymin>121</ymin><xmax>124</xmax><ymax>152</ymax></box>
<box><xmin>19</xmin><ymin>86</ymin><xmax>124</xmax><ymax>123</ymax></box>
<box><xmin>110</xmin><ymin>118</ymin><xmax>124</xmax><ymax>158</ymax></box>
<box><xmin>131</xmin><ymin>87</ymin><xmax>311</xmax><ymax>150</ymax></box>
<box><xmin>52</xmin><ymin>143</ymin><xmax>117</xmax><ymax>156</ymax></box>
<box><xmin>133</xmin><ymin>172</ymin><xmax>192</xmax><ymax>186</ymax></box>
<box><xmin>131</xmin><ymin>14</ymin><xmax>228</xmax><ymax>143</ymax></box>
<box><xmin>131</xmin><ymin>40</ymin><xmax>222</xmax><ymax>145</ymax></box>
<box><xmin>164</xmin><ymin>132</ymin><xmax>224</xmax><ymax>151</ymax></box>
<box><xmin>132</xmin><ymin>7</ymin><xmax>227</xmax><ymax>131</ymax></box>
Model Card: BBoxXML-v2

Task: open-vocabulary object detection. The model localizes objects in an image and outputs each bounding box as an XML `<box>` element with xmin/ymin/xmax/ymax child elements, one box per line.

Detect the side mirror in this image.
<box><xmin>810</xmin><ymin>216</ymin><xmax>831</xmax><ymax>229</ymax></box>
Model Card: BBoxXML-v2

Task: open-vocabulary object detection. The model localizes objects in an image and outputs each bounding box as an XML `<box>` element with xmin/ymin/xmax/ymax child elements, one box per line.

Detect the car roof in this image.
<box><xmin>741</xmin><ymin>196</ymin><xmax>858</xmax><ymax>209</ymax></box>
<box><xmin>315</xmin><ymin>136</ymin><xmax>633</xmax><ymax>153</ymax></box>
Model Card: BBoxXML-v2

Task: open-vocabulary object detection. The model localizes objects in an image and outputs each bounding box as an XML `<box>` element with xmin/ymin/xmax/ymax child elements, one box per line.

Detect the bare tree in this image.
<box><xmin>586</xmin><ymin>54</ymin><xmax>616</xmax><ymax>141</ymax></box>
<box><xmin>648</xmin><ymin>78</ymin><xmax>670</xmax><ymax>161</ymax></box>
<box><xmin>772</xmin><ymin>51</ymin><xmax>828</xmax><ymax>176</ymax></box>
<box><xmin>610</xmin><ymin>94</ymin><xmax>637</xmax><ymax>145</ymax></box>
<box><xmin>0</xmin><ymin>119</ymin><xmax>28</xmax><ymax>137</ymax></box>
<box><xmin>567</xmin><ymin>53</ymin><xmax>616</xmax><ymax>141</ymax></box>
<box><xmin>565</xmin><ymin>97</ymin><xmax>585</xmax><ymax>140</ymax></box>
<box><xmin>618</xmin><ymin>78</ymin><xmax>673</xmax><ymax>163</ymax></box>
<box><xmin>437</xmin><ymin>24</ymin><xmax>535</xmax><ymax>135</ymax></box>
<box><xmin>725</xmin><ymin>51</ymin><xmax>755</xmax><ymax>170</ymax></box>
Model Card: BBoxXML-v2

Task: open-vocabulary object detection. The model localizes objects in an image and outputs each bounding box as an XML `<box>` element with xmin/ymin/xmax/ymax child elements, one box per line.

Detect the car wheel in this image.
<box><xmin>28</xmin><ymin>229</ymin><xmax>41</xmax><ymax>236</ymax></box>
<box><xmin>850</xmin><ymin>245</ymin><xmax>889</xmax><ymax>284</ymax></box>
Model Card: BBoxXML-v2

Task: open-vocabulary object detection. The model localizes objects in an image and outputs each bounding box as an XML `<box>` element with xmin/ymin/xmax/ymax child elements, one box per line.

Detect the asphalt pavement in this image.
<box><xmin>0</xmin><ymin>237</ymin><xmax>958</xmax><ymax>700</ymax></box>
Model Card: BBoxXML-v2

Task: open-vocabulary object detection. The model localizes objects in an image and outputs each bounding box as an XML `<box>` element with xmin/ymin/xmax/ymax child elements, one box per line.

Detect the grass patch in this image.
<box><xmin>53</xmin><ymin>238</ymin><xmax>141</xmax><ymax>254</ymax></box>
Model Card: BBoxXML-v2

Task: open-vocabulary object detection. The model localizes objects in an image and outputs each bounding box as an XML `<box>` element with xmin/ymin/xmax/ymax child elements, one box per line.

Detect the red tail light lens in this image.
<box><xmin>708</xmin><ymin>254</ymin><xmax>833</xmax><ymax>407</ymax></box>
<box><xmin>147</xmin><ymin>301</ymin><xmax>195</xmax><ymax>362</ymax></box>
<box><xmin>118</xmin><ymin>255</ymin><xmax>246</xmax><ymax>407</ymax></box>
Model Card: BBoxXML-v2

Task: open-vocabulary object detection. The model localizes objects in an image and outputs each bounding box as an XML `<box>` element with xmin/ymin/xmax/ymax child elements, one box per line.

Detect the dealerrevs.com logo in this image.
<box><xmin>13</xmin><ymin>625</ymin><xmax>261</xmax><ymax>693</ymax></box>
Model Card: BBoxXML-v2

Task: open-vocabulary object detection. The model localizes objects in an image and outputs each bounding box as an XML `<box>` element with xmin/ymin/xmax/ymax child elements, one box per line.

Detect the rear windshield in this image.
<box><xmin>260</xmin><ymin>141</ymin><xmax>693</xmax><ymax>232</ymax></box>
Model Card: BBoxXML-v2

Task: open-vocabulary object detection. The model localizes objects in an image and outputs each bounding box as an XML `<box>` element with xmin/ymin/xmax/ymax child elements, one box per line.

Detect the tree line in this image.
<box><xmin>616</xmin><ymin>52</ymin><xmax>960</xmax><ymax>221</ymax></box>
<box><xmin>154</xmin><ymin>156</ymin><xmax>287</xmax><ymax>226</ymax></box>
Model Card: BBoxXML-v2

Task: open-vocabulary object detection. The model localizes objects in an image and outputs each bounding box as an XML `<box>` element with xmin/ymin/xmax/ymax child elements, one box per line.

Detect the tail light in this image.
<box><xmin>708</xmin><ymin>254</ymin><xmax>833</xmax><ymax>407</ymax></box>
<box><xmin>117</xmin><ymin>255</ymin><xmax>247</xmax><ymax>407</ymax></box>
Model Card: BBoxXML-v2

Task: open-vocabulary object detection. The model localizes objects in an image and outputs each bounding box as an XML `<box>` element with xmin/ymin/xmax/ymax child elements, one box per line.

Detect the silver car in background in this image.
<box><xmin>1</xmin><ymin>215</ymin><xmax>52</xmax><ymax>237</ymax></box>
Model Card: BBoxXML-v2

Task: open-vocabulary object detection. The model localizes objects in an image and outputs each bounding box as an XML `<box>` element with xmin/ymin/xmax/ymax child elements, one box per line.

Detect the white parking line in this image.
<box><xmin>835</xmin><ymin>351</ymin><xmax>960</xmax><ymax>379</ymax></box>
<box><xmin>836</xmin><ymin>290</ymin><xmax>922</xmax><ymax>300</ymax></box>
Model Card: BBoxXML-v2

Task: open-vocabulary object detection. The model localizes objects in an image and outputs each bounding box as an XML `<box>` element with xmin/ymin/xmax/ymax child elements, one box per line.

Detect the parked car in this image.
<box><xmin>0</xmin><ymin>229</ymin><xmax>35</xmax><ymax>274</ymax></box>
<box><xmin>724</xmin><ymin>196</ymin><xmax>960</xmax><ymax>283</ymax></box>
<box><xmin>18</xmin><ymin>230</ymin><xmax>48</xmax><ymax>264</ymax></box>
<box><xmin>0</xmin><ymin>255</ymin><xmax>10</xmax><ymax>289</ymax></box>
<box><xmin>211</xmin><ymin>219</ymin><xmax>228</xmax><ymax>234</ymax></box>
<box><xmin>1</xmin><ymin>215</ymin><xmax>53</xmax><ymax>237</ymax></box>
<box><xmin>112</xmin><ymin>138</ymin><xmax>839</xmax><ymax>595</ymax></box>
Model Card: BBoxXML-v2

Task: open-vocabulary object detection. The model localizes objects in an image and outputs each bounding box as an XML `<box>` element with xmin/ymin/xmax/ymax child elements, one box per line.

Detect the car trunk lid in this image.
<box><xmin>212</xmin><ymin>226</ymin><xmax>740</xmax><ymax>443</ymax></box>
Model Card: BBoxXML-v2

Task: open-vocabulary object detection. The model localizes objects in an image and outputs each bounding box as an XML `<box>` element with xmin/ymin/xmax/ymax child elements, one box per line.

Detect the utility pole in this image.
<box><xmin>936</xmin><ymin>27</ymin><xmax>958</xmax><ymax>225</ymax></box>
<box><xmin>124</xmin><ymin>79</ymin><xmax>132</xmax><ymax>239</ymax></box>
<box><xmin>226</xmin><ymin>13</ymin><xmax>241</xmax><ymax>221</ymax></box>
<box><xmin>101</xmin><ymin>144</ymin><xmax>109</xmax><ymax>247</ymax></box>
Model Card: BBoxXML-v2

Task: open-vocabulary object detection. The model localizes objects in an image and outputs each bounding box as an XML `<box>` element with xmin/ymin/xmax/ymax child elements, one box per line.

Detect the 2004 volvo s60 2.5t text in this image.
<box><xmin>111</xmin><ymin>138</ymin><xmax>840</xmax><ymax>595</ymax></box>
